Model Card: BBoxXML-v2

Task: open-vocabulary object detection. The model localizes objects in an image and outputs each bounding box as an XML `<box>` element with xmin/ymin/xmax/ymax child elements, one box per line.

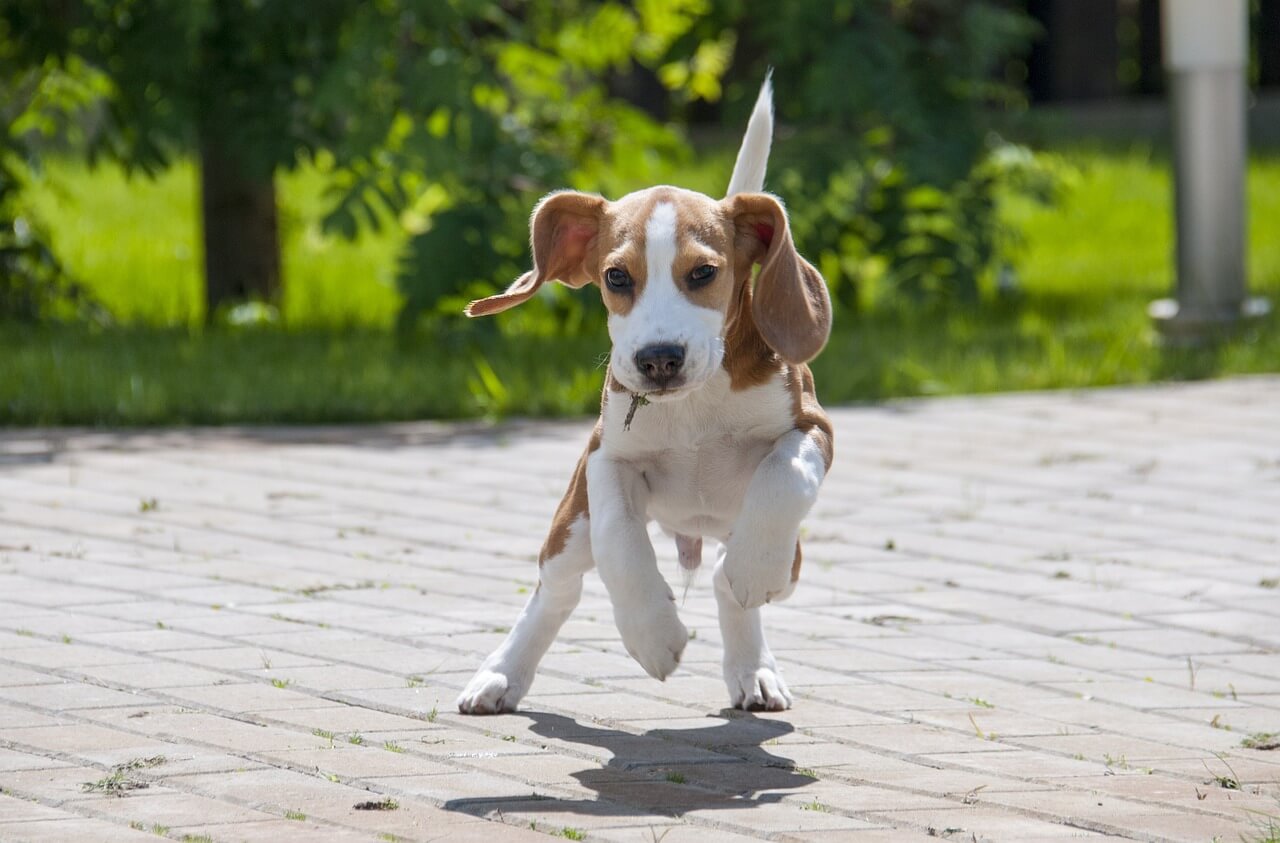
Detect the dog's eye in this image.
<box><xmin>688</xmin><ymin>264</ymin><xmax>717</xmax><ymax>288</ymax></box>
<box><xmin>604</xmin><ymin>268</ymin><xmax>633</xmax><ymax>291</ymax></box>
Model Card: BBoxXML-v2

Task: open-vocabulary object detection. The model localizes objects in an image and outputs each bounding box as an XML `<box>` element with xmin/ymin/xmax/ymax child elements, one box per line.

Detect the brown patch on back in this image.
<box><xmin>539</xmin><ymin>423</ymin><xmax>601</xmax><ymax>565</ymax></box>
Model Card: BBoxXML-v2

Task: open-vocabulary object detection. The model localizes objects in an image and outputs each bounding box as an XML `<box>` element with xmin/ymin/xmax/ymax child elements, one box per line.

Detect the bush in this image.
<box><xmin>733</xmin><ymin>0</ymin><xmax>1042</xmax><ymax>306</ymax></box>
<box><xmin>0</xmin><ymin>58</ymin><xmax>105</xmax><ymax>322</ymax></box>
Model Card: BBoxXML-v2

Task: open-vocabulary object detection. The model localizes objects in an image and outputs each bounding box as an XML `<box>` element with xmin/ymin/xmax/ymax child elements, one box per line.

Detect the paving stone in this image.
<box><xmin>0</xmin><ymin>816</ymin><xmax>160</xmax><ymax>842</ymax></box>
<box><xmin>5</xmin><ymin>377</ymin><xmax>1280</xmax><ymax>840</ymax></box>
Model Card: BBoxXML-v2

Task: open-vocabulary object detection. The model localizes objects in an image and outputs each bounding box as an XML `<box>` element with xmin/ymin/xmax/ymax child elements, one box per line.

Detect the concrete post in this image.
<box><xmin>1150</xmin><ymin>0</ymin><xmax>1271</xmax><ymax>341</ymax></box>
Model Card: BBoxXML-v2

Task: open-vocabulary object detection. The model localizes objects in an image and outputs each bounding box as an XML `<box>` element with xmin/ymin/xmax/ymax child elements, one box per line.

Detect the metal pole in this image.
<box><xmin>1150</xmin><ymin>0</ymin><xmax>1271</xmax><ymax>341</ymax></box>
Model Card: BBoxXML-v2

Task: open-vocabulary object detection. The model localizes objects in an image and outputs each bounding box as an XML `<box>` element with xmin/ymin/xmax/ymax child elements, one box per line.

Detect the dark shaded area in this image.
<box><xmin>1026</xmin><ymin>0</ymin><xmax>1279</xmax><ymax>103</ymax></box>
<box><xmin>199</xmin><ymin>135</ymin><xmax>281</xmax><ymax>314</ymax></box>
<box><xmin>1027</xmin><ymin>0</ymin><xmax>1121</xmax><ymax>102</ymax></box>
<box><xmin>443</xmin><ymin>711</ymin><xmax>815</xmax><ymax>822</ymax></box>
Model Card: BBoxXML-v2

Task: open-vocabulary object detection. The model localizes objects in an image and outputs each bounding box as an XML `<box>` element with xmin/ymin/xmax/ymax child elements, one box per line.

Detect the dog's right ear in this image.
<box><xmin>465</xmin><ymin>191</ymin><xmax>607</xmax><ymax>317</ymax></box>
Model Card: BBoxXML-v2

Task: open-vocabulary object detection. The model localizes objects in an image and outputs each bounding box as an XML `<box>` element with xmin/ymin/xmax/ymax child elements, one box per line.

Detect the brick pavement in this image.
<box><xmin>1</xmin><ymin>376</ymin><xmax>1279</xmax><ymax>842</ymax></box>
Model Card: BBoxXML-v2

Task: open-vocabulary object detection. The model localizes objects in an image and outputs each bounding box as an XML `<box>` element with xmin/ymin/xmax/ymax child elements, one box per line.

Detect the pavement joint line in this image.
<box><xmin>6</xmin><ymin>496</ymin><xmax>1279</xmax><ymax>673</ymax></box>
<box><xmin>2</xmin><ymin>583</ymin><xmax>1277</xmax><ymax>803</ymax></box>
<box><xmin>30</xmin><ymin>435</ymin><xmax>1280</xmax><ymax>557</ymax></box>
<box><xmin>5</xmin><ymin>555</ymin><xmax>1280</xmax><ymax>779</ymax></box>
<box><xmin>0</xmin><ymin>740</ymin><xmax>382</xmax><ymax>840</ymax></box>
<box><xmin>9</xmin><ymin>460</ymin><xmax>1279</xmax><ymax>607</ymax></box>
<box><xmin>1</xmin><ymin>583</ymin><xmax>1266</xmax><ymax>788</ymax></box>
<box><xmin>2</xmin><ymin>614</ymin><xmax>1267</xmax><ymax>833</ymax></box>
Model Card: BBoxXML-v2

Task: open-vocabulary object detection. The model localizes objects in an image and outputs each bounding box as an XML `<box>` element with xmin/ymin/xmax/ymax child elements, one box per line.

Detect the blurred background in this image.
<box><xmin>2</xmin><ymin>0</ymin><xmax>1278</xmax><ymax>425</ymax></box>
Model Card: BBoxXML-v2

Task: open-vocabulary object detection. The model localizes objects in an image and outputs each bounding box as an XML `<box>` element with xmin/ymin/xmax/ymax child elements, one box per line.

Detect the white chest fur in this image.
<box><xmin>598</xmin><ymin>369</ymin><xmax>794</xmax><ymax>539</ymax></box>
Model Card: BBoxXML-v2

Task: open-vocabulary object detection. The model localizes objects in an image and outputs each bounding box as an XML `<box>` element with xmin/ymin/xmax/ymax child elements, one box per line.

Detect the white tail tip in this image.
<box><xmin>726</xmin><ymin>72</ymin><xmax>774</xmax><ymax>198</ymax></box>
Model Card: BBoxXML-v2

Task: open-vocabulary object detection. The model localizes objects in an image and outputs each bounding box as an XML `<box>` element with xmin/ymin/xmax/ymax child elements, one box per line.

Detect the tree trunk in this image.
<box><xmin>1261</xmin><ymin>0</ymin><xmax>1280</xmax><ymax>89</ymax></box>
<box><xmin>1137</xmin><ymin>0</ymin><xmax>1163</xmax><ymax>96</ymax></box>
<box><xmin>198</xmin><ymin>130</ymin><xmax>281</xmax><ymax>320</ymax></box>
<box><xmin>1027</xmin><ymin>0</ymin><xmax>1121</xmax><ymax>102</ymax></box>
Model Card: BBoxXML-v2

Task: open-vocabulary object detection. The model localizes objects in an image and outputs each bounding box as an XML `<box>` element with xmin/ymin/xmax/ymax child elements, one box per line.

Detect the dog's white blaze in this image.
<box><xmin>608</xmin><ymin>202</ymin><xmax>724</xmax><ymax>393</ymax></box>
<box><xmin>645</xmin><ymin>201</ymin><xmax>679</xmax><ymax>290</ymax></box>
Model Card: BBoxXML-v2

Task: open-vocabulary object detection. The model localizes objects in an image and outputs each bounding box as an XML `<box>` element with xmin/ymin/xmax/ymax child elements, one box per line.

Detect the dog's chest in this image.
<box><xmin>602</xmin><ymin>370</ymin><xmax>794</xmax><ymax>537</ymax></box>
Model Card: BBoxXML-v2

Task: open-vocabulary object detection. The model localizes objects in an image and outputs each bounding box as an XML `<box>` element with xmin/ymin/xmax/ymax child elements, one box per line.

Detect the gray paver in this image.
<box><xmin>2</xmin><ymin>377</ymin><xmax>1280</xmax><ymax>841</ymax></box>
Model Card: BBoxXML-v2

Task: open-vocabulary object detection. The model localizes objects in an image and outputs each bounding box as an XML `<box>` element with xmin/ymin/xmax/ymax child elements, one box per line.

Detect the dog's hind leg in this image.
<box><xmin>457</xmin><ymin>446</ymin><xmax>595</xmax><ymax>714</ymax></box>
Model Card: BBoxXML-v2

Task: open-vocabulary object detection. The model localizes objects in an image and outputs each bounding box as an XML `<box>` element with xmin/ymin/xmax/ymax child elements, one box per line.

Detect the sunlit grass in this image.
<box><xmin>4</xmin><ymin>145</ymin><xmax>1279</xmax><ymax>425</ymax></box>
<box><xmin>24</xmin><ymin>160</ymin><xmax>404</xmax><ymax>328</ymax></box>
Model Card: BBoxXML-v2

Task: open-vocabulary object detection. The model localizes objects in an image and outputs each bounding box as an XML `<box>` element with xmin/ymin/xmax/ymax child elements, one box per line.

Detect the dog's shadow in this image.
<box><xmin>444</xmin><ymin>709</ymin><xmax>816</xmax><ymax>822</ymax></box>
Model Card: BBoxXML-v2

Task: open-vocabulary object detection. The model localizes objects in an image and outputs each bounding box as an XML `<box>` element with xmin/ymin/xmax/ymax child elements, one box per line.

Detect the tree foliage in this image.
<box><xmin>732</xmin><ymin>0</ymin><xmax>1042</xmax><ymax>305</ymax></box>
<box><xmin>2</xmin><ymin>0</ymin><xmax>1043</xmax><ymax>328</ymax></box>
<box><xmin>0</xmin><ymin>30</ymin><xmax>108</xmax><ymax>321</ymax></box>
<box><xmin>315</xmin><ymin>0</ymin><xmax>729</xmax><ymax>328</ymax></box>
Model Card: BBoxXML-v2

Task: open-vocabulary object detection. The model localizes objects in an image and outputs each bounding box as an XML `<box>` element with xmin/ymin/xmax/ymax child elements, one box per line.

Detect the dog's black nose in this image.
<box><xmin>634</xmin><ymin>343</ymin><xmax>686</xmax><ymax>386</ymax></box>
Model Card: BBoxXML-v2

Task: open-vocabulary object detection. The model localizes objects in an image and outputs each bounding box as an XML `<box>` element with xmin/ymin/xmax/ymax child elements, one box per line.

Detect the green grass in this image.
<box><xmin>24</xmin><ymin>160</ymin><xmax>403</xmax><ymax>328</ymax></box>
<box><xmin>4</xmin><ymin>146</ymin><xmax>1279</xmax><ymax>426</ymax></box>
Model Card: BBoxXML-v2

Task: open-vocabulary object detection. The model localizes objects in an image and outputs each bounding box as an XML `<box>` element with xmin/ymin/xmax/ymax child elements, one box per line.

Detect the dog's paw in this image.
<box><xmin>456</xmin><ymin>669</ymin><xmax>527</xmax><ymax>715</ymax></box>
<box><xmin>615</xmin><ymin>596</ymin><xmax>688</xmax><ymax>680</ymax></box>
<box><xmin>722</xmin><ymin>542</ymin><xmax>795</xmax><ymax>609</ymax></box>
<box><xmin>726</xmin><ymin>663</ymin><xmax>793</xmax><ymax>711</ymax></box>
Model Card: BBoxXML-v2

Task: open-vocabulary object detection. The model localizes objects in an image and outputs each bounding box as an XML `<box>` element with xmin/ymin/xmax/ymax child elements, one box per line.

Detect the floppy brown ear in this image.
<box><xmin>465</xmin><ymin>191</ymin><xmax>607</xmax><ymax>317</ymax></box>
<box><xmin>724</xmin><ymin>192</ymin><xmax>832</xmax><ymax>363</ymax></box>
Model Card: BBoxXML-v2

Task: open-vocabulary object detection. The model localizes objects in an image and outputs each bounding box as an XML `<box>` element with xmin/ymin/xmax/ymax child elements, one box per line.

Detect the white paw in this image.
<box><xmin>456</xmin><ymin>668</ymin><xmax>527</xmax><ymax>715</ymax></box>
<box><xmin>726</xmin><ymin>663</ymin><xmax>792</xmax><ymax>711</ymax></box>
<box><xmin>614</xmin><ymin>594</ymin><xmax>688</xmax><ymax>680</ymax></box>
<box><xmin>722</xmin><ymin>542</ymin><xmax>795</xmax><ymax>609</ymax></box>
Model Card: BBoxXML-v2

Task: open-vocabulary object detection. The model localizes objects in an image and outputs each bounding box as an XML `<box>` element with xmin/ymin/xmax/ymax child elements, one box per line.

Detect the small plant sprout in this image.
<box><xmin>82</xmin><ymin>770</ymin><xmax>149</xmax><ymax>796</ymax></box>
<box><xmin>623</xmin><ymin>392</ymin><xmax>650</xmax><ymax>431</ymax></box>
<box><xmin>1203</xmin><ymin>753</ymin><xmax>1242</xmax><ymax>790</ymax></box>
<box><xmin>1102</xmin><ymin>753</ymin><xmax>1129</xmax><ymax>770</ymax></box>
<box><xmin>354</xmin><ymin>798</ymin><xmax>399</xmax><ymax>811</ymax></box>
<box><xmin>1243</xmin><ymin>732</ymin><xmax>1279</xmax><ymax>751</ymax></box>
<box><xmin>968</xmin><ymin>713</ymin><xmax>996</xmax><ymax>741</ymax></box>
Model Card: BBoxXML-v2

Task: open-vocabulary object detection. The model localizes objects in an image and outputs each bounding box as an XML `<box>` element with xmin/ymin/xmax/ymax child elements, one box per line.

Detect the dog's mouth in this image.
<box><xmin>616</xmin><ymin>376</ymin><xmax>705</xmax><ymax>403</ymax></box>
<box><xmin>638</xmin><ymin>384</ymin><xmax>691</xmax><ymax>401</ymax></box>
<box><xmin>612</xmin><ymin>342</ymin><xmax>723</xmax><ymax>400</ymax></box>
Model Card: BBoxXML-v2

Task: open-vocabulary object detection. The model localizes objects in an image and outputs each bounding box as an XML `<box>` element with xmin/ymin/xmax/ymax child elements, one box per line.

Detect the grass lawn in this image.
<box><xmin>3</xmin><ymin>146</ymin><xmax>1279</xmax><ymax>426</ymax></box>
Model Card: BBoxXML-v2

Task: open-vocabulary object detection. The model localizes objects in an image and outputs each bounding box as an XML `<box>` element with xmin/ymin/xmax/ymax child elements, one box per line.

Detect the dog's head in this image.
<box><xmin>466</xmin><ymin>185</ymin><xmax>830</xmax><ymax>400</ymax></box>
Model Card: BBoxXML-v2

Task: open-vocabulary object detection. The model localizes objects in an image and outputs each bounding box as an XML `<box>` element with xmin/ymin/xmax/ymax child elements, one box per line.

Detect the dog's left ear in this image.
<box><xmin>724</xmin><ymin>192</ymin><xmax>832</xmax><ymax>364</ymax></box>
<box><xmin>466</xmin><ymin>191</ymin><xmax>607</xmax><ymax>317</ymax></box>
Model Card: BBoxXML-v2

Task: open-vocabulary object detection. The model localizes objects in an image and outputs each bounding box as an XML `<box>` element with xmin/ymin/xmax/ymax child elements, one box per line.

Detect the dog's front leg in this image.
<box><xmin>457</xmin><ymin>448</ymin><xmax>595</xmax><ymax>715</ymax></box>
<box><xmin>587</xmin><ymin>452</ymin><xmax>688</xmax><ymax>679</ymax></box>
<box><xmin>720</xmin><ymin>428</ymin><xmax>827</xmax><ymax>609</ymax></box>
<box><xmin>713</xmin><ymin>427</ymin><xmax>826</xmax><ymax>710</ymax></box>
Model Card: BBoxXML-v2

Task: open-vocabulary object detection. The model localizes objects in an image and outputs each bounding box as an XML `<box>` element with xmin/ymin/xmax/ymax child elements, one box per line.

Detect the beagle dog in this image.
<box><xmin>457</xmin><ymin>77</ymin><xmax>833</xmax><ymax>713</ymax></box>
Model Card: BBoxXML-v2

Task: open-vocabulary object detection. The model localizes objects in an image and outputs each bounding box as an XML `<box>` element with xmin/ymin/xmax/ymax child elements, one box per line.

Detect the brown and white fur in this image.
<box><xmin>457</xmin><ymin>77</ymin><xmax>833</xmax><ymax>714</ymax></box>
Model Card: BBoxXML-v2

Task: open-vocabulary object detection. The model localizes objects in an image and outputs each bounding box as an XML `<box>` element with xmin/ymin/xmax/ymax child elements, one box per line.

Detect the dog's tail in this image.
<box><xmin>725</xmin><ymin>72</ymin><xmax>774</xmax><ymax>198</ymax></box>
